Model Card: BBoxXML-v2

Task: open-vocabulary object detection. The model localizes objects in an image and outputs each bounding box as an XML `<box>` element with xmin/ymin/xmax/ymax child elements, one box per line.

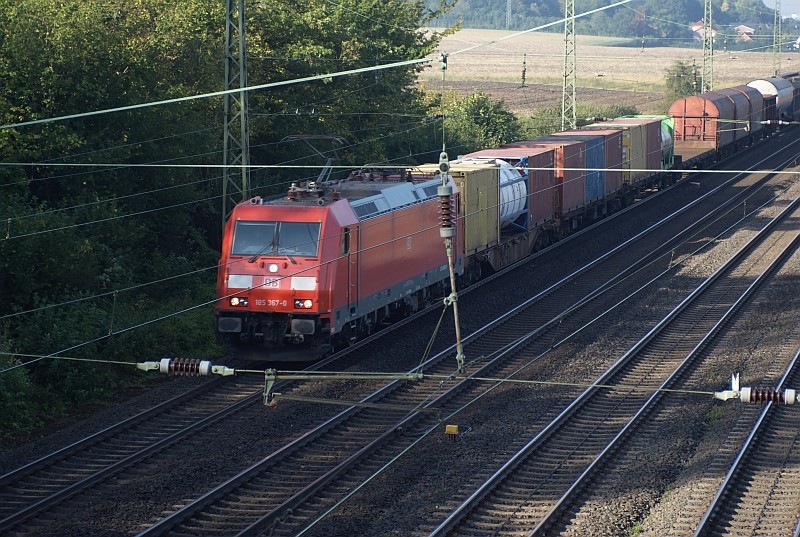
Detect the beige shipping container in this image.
<box><xmin>416</xmin><ymin>162</ymin><xmax>500</xmax><ymax>257</ymax></box>
<box><xmin>447</xmin><ymin>162</ymin><xmax>500</xmax><ymax>256</ymax></box>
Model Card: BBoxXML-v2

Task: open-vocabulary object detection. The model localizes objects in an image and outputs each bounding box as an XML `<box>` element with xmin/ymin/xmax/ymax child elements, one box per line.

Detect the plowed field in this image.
<box><xmin>419</xmin><ymin>28</ymin><xmax>788</xmax><ymax>115</ymax></box>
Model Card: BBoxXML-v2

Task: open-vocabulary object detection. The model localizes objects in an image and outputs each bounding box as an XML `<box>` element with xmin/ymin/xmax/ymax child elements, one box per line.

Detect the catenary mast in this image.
<box><xmin>222</xmin><ymin>0</ymin><xmax>251</xmax><ymax>231</ymax></box>
<box><xmin>773</xmin><ymin>0</ymin><xmax>782</xmax><ymax>75</ymax></box>
<box><xmin>701</xmin><ymin>0</ymin><xmax>714</xmax><ymax>92</ymax></box>
<box><xmin>561</xmin><ymin>0</ymin><xmax>577</xmax><ymax>130</ymax></box>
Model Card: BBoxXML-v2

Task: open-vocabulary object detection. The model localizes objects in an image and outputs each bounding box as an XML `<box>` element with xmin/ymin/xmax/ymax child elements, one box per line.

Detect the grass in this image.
<box><xmin>628</xmin><ymin>523</ymin><xmax>645</xmax><ymax>535</ymax></box>
<box><xmin>706</xmin><ymin>404</ymin><xmax>725</xmax><ymax>423</ymax></box>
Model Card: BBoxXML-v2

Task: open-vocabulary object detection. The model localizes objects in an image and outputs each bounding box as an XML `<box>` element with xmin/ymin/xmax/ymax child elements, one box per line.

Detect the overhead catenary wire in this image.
<box><xmin>3</xmin><ymin>160</ymin><xmax>797</xmax><ymax>242</ymax></box>
<box><xmin>6</xmin><ymin>0</ymin><xmax>755</xmax><ymax>201</ymax></box>
<box><xmin>0</xmin><ymin>351</ymin><xmax>719</xmax><ymax>398</ymax></box>
<box><xmin>0</xmin><ymin>80</ymin><xmax>424</xmax><ymax>192</ymax></box>
<box><xmin>1</xmin><ymin>112</ymin><xmax>436</xmax><ymax>190</ymax></box>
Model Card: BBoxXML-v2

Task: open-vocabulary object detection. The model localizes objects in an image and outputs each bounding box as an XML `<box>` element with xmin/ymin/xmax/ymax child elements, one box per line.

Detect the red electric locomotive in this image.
<box><xmin>215</xmin><ymin>171</ymin><xmax>461</xmax><ymax>360</ymax></box>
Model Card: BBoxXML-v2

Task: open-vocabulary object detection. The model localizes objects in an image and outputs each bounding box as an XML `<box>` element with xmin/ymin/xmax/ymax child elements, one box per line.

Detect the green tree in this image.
<box><xmin>0</xmin><ymin>0</ymin><xmax>450</xmax><ymax>445</ymax></box>
<box><xmin>242</xmin><ymin>0</ymin><xmax>447</xmax><ymax>189</ymax></box>
<box><xmin>439</xmin><ymin>92</ymin><xmax>522</xmax><ymax>156</ymax></box>
<box><xmin>665</xmin><ymin>60</ymin><xmax>699</xmax><ymax>100</ymax></box>
<box><xmin>633</xmin><ymin>0</ymin><xmax>702</xmax><ymax>39</ymax></box>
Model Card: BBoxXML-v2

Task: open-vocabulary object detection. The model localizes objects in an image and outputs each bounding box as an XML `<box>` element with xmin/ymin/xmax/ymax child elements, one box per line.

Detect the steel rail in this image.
<box><xmin>427</xmin><ymin>195</ymin><xmax>800</xmax><ymax>536</ymax></box>
<box><xmin>692</xmin><ymin>347</ymin><xmax>800</xmax><ymax>535</ymax></box>
<box><xmin>136</xmin><ymin>155</ymin><xmax>798</xmax><ymax>537</ymax></box>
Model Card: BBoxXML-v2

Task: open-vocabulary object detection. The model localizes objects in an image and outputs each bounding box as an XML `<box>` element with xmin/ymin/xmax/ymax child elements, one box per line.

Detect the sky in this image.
<box><xmin>765</xmin><ymin>0</ymin><xmax>800</xmax><ymax>17</ymax></box>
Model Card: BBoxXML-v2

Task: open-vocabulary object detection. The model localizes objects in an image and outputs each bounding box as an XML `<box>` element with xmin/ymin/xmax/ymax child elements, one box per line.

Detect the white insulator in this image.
<box><xmin>740</xmin><ymin>386</ymin><xmax>752</xmax><ymax>403</ymax></box>
<box><xmin>198</xmin><ymin>360</ymin><xmax>211</xmax><ymax>376</ymax></box>
<box><xmin>159</xmin><ymin>358</ymin><xmax>172</xmax><ymax>374</ymax></box>
<box><xmin>784</xmin><ymin>388</ymin><xmax>796</xmax><ymax>405</ymax></box>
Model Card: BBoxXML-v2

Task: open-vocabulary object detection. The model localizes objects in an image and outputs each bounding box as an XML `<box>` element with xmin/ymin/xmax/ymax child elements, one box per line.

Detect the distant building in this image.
<box><xmin>734</xmin><ymin>24</ymin><xmax>755</xmax><ymax>42</ymax></box>
<box><xmin>691</xmin><ymin>20</ymin><xmax>717</xmax><ymax>41</ymax></box>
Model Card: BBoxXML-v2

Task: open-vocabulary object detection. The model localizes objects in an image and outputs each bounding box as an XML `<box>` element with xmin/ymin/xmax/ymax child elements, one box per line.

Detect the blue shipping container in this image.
<box><xmin>548</xmin><ymin>132</ymin><xmax>605</xmax><ymax>203</ymax></box>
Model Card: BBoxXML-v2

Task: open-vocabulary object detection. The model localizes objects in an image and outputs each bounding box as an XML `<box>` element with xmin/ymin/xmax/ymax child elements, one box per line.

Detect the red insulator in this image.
<box><xmin>168</xmin><ymin>357</ymin><xmax>199</xmax><ymax>375</ymax></box>
<box><xmin>161</xmin><ymin>357</ymin><xmax>211</xmax><ymax>376</ymax></box>
<box><xmin>440</xmin><ymin>195</ymin><xmax>453</xmax><ymax>229</ymax></box>
<box><xmin>748</xmin><ymin>387</ymin><xmax>784</xmax><ymax>404</ymax></box>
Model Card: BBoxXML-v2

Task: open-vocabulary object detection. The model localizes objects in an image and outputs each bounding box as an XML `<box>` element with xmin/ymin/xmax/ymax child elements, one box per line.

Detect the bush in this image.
<box><xmin>0</xmin><ymin>352</ymin><xmax>42</xmax><ymax>449</ymax></box>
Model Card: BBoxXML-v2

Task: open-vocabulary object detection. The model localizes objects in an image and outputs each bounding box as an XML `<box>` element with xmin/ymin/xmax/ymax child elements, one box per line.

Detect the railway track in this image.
<box><xmin>0</xmin><ymin>139</ymin><xmax>797</xmax><ymax>536</ymax></box>
<box><xmin>691</xmin><ymin>344</ymin><xmax>800</xmax><ymax>536</ymax></box>
<box><xmin>129</xmin><ymin>158</ymin><xmax>799</xmax><ymax>535</ymax></box>
<box><xmin>0</xmin><ymin>375</ymin><xmax>259</xmax><ymax>534</ymax></box>
<box><xmin>428</xmin><ymin>193</ymin><xmax>800</xmax><ymax>536</ymax></box>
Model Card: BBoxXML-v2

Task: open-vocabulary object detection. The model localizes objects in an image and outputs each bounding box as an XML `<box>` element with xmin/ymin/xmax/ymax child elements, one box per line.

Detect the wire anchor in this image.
<box><xmin>264</xmin><ymin>368</ymin><xmax>277</xmax><ymax>407</ymax></box>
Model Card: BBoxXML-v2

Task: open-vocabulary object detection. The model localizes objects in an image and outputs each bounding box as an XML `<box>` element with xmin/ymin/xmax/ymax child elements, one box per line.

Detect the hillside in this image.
<box><xmin>427</xmin><ymin>0</ymin><xmax>776</xmax><ymax>36</ymax></box>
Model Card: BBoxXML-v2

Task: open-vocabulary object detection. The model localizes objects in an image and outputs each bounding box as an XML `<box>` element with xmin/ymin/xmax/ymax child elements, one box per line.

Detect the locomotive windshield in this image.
<box><xmin>232</xmin><ymin>221</ymin><xmax>321</xmax><ymax>257</ymax></box>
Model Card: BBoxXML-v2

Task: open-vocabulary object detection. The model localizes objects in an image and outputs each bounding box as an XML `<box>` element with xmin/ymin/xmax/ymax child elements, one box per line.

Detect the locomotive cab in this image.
<box><xmin>215</xmin><ymin>197</ymin><xmax>351</xmax><ymax>361</ymax></box>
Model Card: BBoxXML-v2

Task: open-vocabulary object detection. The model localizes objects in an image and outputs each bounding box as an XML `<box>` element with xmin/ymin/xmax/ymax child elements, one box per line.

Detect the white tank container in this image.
<box><xmin>457</xmin><ymin>158</ymin><xmax>527</xmax><ymax>227</ymax></box>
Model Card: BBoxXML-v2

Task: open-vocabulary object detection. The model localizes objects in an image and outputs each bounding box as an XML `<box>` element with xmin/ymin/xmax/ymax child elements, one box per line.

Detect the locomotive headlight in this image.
<box><xmin>230</xmin><ymin>297</ymin><xmax>249</xmax><ymax>306</ymax></box>
<box><xmin>268</xmin><ymin>263</ymin><xmax>279</xmax><ymax>273</ymax></box>
<box><xmin>294</xmin><ymin>299</ymin><xmax>313</xmax><ymax>309</ymax></box>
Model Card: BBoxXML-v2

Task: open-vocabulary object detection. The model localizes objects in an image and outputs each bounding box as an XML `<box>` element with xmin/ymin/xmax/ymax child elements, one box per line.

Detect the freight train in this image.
<box><xmin>214</xmin><ymin>72</ymin><xmax>800</xmax><ymax>361</ymax></box>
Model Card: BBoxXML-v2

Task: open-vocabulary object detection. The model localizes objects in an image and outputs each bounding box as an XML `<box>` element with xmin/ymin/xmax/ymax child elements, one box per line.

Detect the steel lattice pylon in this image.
<box><xmin>701</xmin><ymin>0</ymin><xmax>714</xmax><ymax>92</ymax></box>
<box><xmin>773</xmin><ymin>0</ymin><xmax>782</xmax><ymax>76</ymax></box>
<box><xmin>222</xmin><ymin>0</ymin><xmax>251</xmax><ymax>230</ymax></box>
<box><xmin>561</xmin><ymin>0</ymin><xmax>576</xmax><ymax>131</ymax></box>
